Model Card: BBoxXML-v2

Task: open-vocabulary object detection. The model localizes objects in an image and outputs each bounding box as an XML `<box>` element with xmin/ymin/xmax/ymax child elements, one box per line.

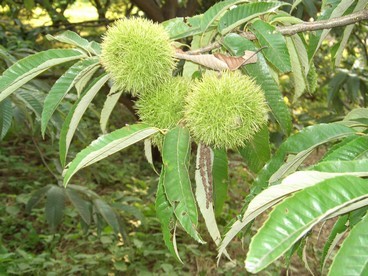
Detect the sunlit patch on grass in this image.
<box><xmin>24</xmin><ymin>1</ymin><xmax>98</xmax><ymax>28</ymax></box>
<box><xmin>64</xmin><ymin>1</ymin><xmax>98</xmax><ymax>23</ymax></box>
<box><xmin>27</xmin><ymin>7</ymin><xmax>52</xmax><ymax>27</ymax></box>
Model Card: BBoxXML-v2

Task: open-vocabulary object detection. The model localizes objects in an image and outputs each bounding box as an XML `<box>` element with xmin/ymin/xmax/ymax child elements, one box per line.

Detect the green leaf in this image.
<box><xmin>26</xmin><ymin>185</ymin><xmax>52</xmax><ymax>213</ymax></box>
<box><xmin>322</xmin><ymin>136</ymin><xmax>368</xmax><ymax>161</ymax></box>
<box><xmin>144</xmin><ymin>139</ymin><xmax>159</xmax><ymax>175</ymax></box>
<box><xmin>100</xmin><ymin>84</ymin><xmax>123</xmax><ymax>134</ymax></box>
<box><xmin>162</xmin><ymin>15</ymin><xmax>202</xmax><ymax>40</ymax></box>
<box><xmin>212</xmin><ymin>148</ymin><xmax>229</xmax><ymax>217</ymax></box>
<box><xmin>223</xmin><ymin>34</ymin><xmax>292</xmax><ymax>134</ymax></box>
<box><xmin>308</xmin><ymin>0</ymin><xmax>355</xmax><ymax>60</ymax></box>
<box><xmin>59</xmin><ymin>73</ymin><xmax>110</xmax><ymax>166</ymax></box>
<box><xmin>93</xmin><ymin>198</ymin><xmax>121</xmax><ymax>235</ymax></box>
<box><xmin>328</xmin><ymin>212</ymin><xmax>368</xmax><ymax>275</ymax></box>
<box><xmin>14</xmin><ymin>89</ymin><xmax>44</xmax><ymax>119</ymax></box>
<box><xmin>328</xmin><ymin>199</ymin><xmax>368</xmax><ymax>221</ymax></box>
<box><xmin>217</xmin><ymin>170</ymin><xmax>368</xmax><ymax>261</ymax></box>
<box><xmin>251</xmin><ymin>20</ymin><xmax>291</xmax><ymax>73</ymax></box>
<box><xmin>235</xmin><ymin>124</ymin><xmax>356</xmax><ymax>216</ymax></box>
<box><xmin>301</xmin><ymin>0</ymin><xmax>318</xmax><ymax>18</ymax></box>
<box><xmin>0</xmin><ymin>45</ymin><xmax>17</xmax><ymax>66</ymax></box>
<box><xmin>321</xmin><ymin>215</ymin><xmax>348</xmax><ymax>271</ymax></box>
<box><xmin>162</xmin><ymin>126</ymin><xmax>204</xmax><ymax>243</ymax></box>
<box><xmin>343</xmin><ymin>107</ymin><xmax>368</xmax><ymax>126</ymax></box>
<box><xmin>93</xmin><ymin>211</ymin><xmax>104</xmax><ymax>236</ymax></box>
<box><xmin>218</xmin><ymin>1</ymin><xmax>287</xmax><ymax>35</ymax></box>
<box><xmin>268</xmin><ymin>146</ymin><xmax>315</xmax><ymax>184</ymax></box>
<box><xmin>45</xmin><ymin>186</ymin><xmax>66</xmax><ymax>232</ymax></box>
<box><xmin>46</xmin><ymin>31</ymin><xmax>101</xmax><ymax>56</ymax></box>
<box><xmin>89</xmin><ymin>41</ymin><xmax>102</xmax><ymax>56</ymax></box>
<box><xmin>349</xmin><ymin>206</ymin><xmax>368</xmax><ymax>226</ymax></box>
<box><xmin>66</xmin><ymin>188</ymin><xmax>91</xmax><ymax>225</ymax></box>
<box><xmin>284</xmin><ymin>238</ymin><xmax>304</xmax><ymax>269</ymax></box>
<box><xmin>245</xmin><ymin>176</ymin><xmax>368</xmax><ymax>273</ymax></box>
<box><xmin>0</xmin><ymin>98</ymin><xmax>12</xmax><ymax>140</ymax></box>
<box><xmin>75</xmin><ymin>62</ymin><xmax>100</xmax><ymax>97</ymax></box>
<box><xmin>200</xmin><ymin>0</ymin><xmax>248</xmax><ymax>32</ymax></box>
<box><xmin>285</xmin><ymin>36</ymin><xmax>306</xmax><ymax>101</ymax></box>
<box><xmin>239</xmin><ymin>126</ymin><xmax>270</xmax><ymax>173</ymax></box>
<box><xmin>156</xmin><ymin>168</ymin><xmax>183</xmax><ymax>263</ymax></box>
<box><xmin>291</xmin><ymin>0</ymin><xmax>303</xmax><ymax>11</ymax></box>
<box><xmin>195</xmin><ymin>144</ymin><xmax>228</xmax><ymax>252</ymax></box>
<box><xmin>222</xmin><ymin>33</ymin><xmax>249</xmax><ymax>56</ymax></box>
<box><xmin>310</xmin><ymin>159</ymin><xmax>368</xmax><ymax>173</ymax></box>
<box><xmin>0</xmin><ymin>49</ymin><xmax>86</xmax><ymax>102</ymax></box>
<box><xmin>269</xmin><ymin>13</ymin><xmax>304</xmax><ymax>25</ymax></box>
<box><xmin>322</xmin><ymin>135</ymin><xmax>357</xmax><ymax>157</ymax></box>
<box><xmin>182</xmin><ymin>61</ymin><xmax>200</xmax><ymax>78</ymax></box>
<box><xmin>253</xmin><ymin>123</ymin><xmax>355</xmax><ymax>190</ymax></box>
<box><xmin>346</xmin><ymin>74</ymin><xmax>361</xmax><ymax>102</ymax></box>
<box><xmin>360</xmin><ymin>81</ymin><xmax>368</xmax><ymax>107</ymax></box>
<box><xmin>335</xmin><ymin>0</ymin><xmax>368</xmax><ymax>65</ymax></box>
<box><xmin>292</xmin><ymin>34</ymin><xmax>309</xmax><ymax>75</ymax></box>
<box><xmin>63</xmin><ymin>124</ymin><xmax>158</xmax><ymax>186</ymax></box>
<box><xmin>68</xmin><ymin>184</ymin><xmax>98</xmax><ymax>197</ymax></box>
<box><xmin>327</xmin><ymin>70</ymin><xmax>348</xmax><ymax>107</ymax></box>
<box><xmin>41</xmin><ymin>57</ymin><xmax>99</xmax><ymax>136</ymax></box>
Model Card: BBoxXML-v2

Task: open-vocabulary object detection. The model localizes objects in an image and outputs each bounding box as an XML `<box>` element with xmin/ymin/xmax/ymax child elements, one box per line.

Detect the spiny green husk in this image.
<box><xmin>185</xmin><ymin>71</ymin><xmax>268</xmax><ymax>149</ymax></box>
<box><xmin>136</xmin><ymin>77</ymin><xmax>190</xmax><ymax>146</ymax></box>
<box><xmin>307</xmin><ymin>62</ymin><xmax>317</xmax><ymax>93</ymax></box>
<box><xmin>100</xmin><ymin>17</ymin><xmax>175</xmax><ymax>95</ymax></box>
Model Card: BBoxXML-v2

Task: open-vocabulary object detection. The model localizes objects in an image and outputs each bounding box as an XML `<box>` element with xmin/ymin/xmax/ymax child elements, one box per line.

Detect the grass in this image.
<box><xmin>0</xmin><ymin>129</ymin><xmax>257</xmax><ymax>275</ymax></box>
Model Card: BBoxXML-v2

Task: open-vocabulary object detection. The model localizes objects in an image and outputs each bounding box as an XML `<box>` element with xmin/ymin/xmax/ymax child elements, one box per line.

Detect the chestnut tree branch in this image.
<box><xmin>182</xmin><ymin>9</ymin><xmax>368</xmax><ymax>55</ymax></box>
<box><xmin>130</xmin><ymin>0</ymin><xmax>164</xmax><ymax>22</ymax></box>
<box><xmin>277</xmin><ymin>9</ymin><xmax>368</xmax><ymax>36</ymax></box>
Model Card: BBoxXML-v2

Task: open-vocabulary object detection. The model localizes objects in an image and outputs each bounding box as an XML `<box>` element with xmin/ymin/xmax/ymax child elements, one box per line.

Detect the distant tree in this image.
<box><xmin>90</xmin><ymin>0</ymin><xmax>111</xmax><ymax>21</ymax></box>
<box><xmin>35</xmin><ymin>0</ymin><xmax>75</xmax><ymax>26</ymax></box>
<box><xmin>129</xmin><ymin>0</ymin><xmax>219</xmax><ymax>22</ymax></box>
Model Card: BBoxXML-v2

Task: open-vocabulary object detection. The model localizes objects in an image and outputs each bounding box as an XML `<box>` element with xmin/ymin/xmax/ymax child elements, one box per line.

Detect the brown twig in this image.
<box><xmin>186</xmin><ymin>41</ymin><xmax>221</xmax><ymax>55</ymax></box>
<box><xmin>353</xmin><ymin>32</ymin><xmax>368</xmax><ymax>65</ymax></box>
<box><xmin>277</xmin><ymin>9</ymin><xmax>368</xmax><ymax>36</ymax></box>
<box><xmin>182</xmin><ymin>9</ymin><xmax>368</xmax><ymax>55</ymax></box>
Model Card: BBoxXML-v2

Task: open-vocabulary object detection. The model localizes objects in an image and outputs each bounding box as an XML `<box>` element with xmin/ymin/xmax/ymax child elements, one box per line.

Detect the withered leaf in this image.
<box><xmin>214</xmin><ymin>51</ymin><xmax>258</xmax><ymax>70</ymax></box>
<box><xmin>175</xmin><ymin>52</ymin><xmax>229</xmax><ymax>71</ymax></box>
<box><xmin>175</xmin><ymin>49</ymin><xmax>258</xmax><ymax>71</ymax></box>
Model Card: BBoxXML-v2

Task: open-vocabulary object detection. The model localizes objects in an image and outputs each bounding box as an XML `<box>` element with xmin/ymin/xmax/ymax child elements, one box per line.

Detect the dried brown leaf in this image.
<box><xmin>175</xmin><ymin>48</ymin><xmax>258</xmax><ymax>71</ymax></box>
<box><xmin>175</xmin><ymin>52</ymin><xmax>229</xmax><ymax>71</ymax></box>
<box><xmin>214</xmin><ymin>53</ymin><xmax>244</xmax><ymax>70</ymax></box>
<box><xmin>214</xmin><ymin>51</ymin><xmax>258</xmax><ymax>70</ymax></box>
<box><xmin>242</xmin><ymin>50</ymin><xmax>258</xmax><ymax>64</ymax></box>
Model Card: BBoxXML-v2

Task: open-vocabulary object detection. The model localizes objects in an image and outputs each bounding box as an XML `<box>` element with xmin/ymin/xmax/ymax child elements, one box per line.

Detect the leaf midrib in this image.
<box><xmin>254</xmin><ymin>194</ymin><xmax>368</xmax><ymax>269</ymax></box>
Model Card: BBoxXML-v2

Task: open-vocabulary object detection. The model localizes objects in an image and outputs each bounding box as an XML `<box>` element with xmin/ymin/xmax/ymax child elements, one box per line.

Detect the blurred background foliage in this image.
<box><xmin>0</xmin><ymin>0</ymin><xmax>367</xmax><ymax>274</ymax></box>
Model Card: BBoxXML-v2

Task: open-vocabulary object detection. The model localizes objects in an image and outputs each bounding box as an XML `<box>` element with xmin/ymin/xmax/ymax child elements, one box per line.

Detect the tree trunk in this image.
<box><xmin>130</xmin><ymin>0</ymin><xmax>164</xmax><ymax>22</ymax></box>
<box><xmin>91</xmin><ymin>0</ymin><xmax>111</xmax><ymax>21</ymax></box>
<box><xmin>130</xmin><ymin>0</ymin><xmax>201</xmax><ymax>22</ymax></box>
